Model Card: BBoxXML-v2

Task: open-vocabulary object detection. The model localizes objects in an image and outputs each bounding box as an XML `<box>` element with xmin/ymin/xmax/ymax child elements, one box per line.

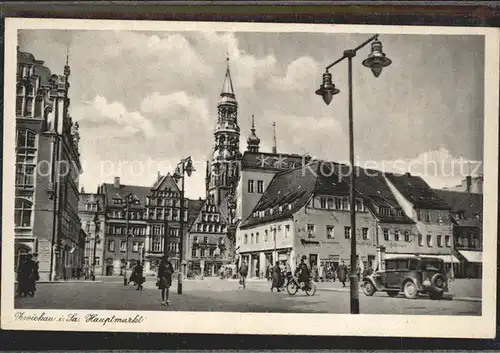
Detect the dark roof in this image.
<box><xmin>385</xmin><ymin>173</ymin><xmax>451</xmax><ymax>210</ymax></box>
<box><xmin>187</xmin><ymin>198</ymin><xmax>205</xmax><ymax>229</ymax></box>
<box><xmin>101</xmin><ymin>183</ymin><xmax>151</xmax><ymax>208</ymax></box>
<box><xmin>240</xmin><ymin>163</ymin><xmax>316</xmax><ymax>229</ymax></box>
<box><xmin>433</xmin><ymin>189</ymin><xmax>482</xmax><ymax>227</ymax></box>
<box><xmin>151</xmin><ymin>173</ymin><xmax>180</xmax><ymax>192</ymax></box>
<box><xmin>241</xmin><ymin>151</ymin><xmax>311</xmax><ymax>172</ymax></box>
<box><xmin>240</xmin><ymin>161</ymin><xmax>415</xmax><ymax>229</ymax></box>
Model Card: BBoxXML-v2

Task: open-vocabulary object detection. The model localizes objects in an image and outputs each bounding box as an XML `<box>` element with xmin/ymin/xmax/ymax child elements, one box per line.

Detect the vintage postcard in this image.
<box><xmin>1</xmin><ymin>18</ymin><xmax>498</xmax><ymax>338</ymax></box>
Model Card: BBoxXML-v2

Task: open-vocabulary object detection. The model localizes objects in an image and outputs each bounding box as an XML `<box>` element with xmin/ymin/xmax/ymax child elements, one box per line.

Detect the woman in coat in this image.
<box><xmin>337</xmin><ymin>261</ymin><xmax>347</xmax><ymax>287</ymax></box>
<box><xmin>157</xmin><ymin>257</ymin><xmax>174</xmax><ymax>306</ymax></box>
<box><xmin>270</xmin><ymin>261</ymin><xmax>282</xmax><ymax>292</ymax></box>
<box><xmin>17</xmin><ymin>254</ymin><xmax>39</xmax><ymax>297</ymax></box>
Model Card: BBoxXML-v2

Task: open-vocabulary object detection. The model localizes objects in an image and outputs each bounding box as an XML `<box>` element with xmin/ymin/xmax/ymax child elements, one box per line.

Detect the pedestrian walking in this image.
<box><xmin>270</xmin><ymin>261</ymin><xmax>282</xmax><ymax>292</ymax></box>
<box><xmin>133</xmin><ymin>261</ymin><xmax>145</xmax><ymax>290</ymax></box>
<box><xmin>238</xmin><ymin>260</ymin><xmax>248</xmax><ymax>289</ymax></box>
<box><xmin>157</xmin><ymin>257</ymin><xmax>174</xmax><ymax>306</ymax></box>
<box><xmin>337</xmin><ymin>260</ymin><xmax>347</xmax><ymax>287</ymax></box>
<box><xmin>17</xmin><ymin>254</ymin><xmax>39</xmax><ymax>297</ymax></box>
<box><xmin>318</xmin><ymin>262</ymin><xmax>325</xmax><ymax>282</ymax></box>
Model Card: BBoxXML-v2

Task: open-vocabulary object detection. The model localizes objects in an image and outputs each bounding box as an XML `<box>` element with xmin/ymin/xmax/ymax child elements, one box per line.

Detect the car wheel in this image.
<box><xmin>386</xmin><ymin>291</ymin><xmax>399</xmax><ymax>297</ymax></box>
<box><xmin>362</xmin><ymin>280</ymin><xmax>375</xmax><ymax>296</ymax></box>
<box><xmin>403</xmin><ymin>281</ymin><xmax>418</xmax><ymax>299</ymax></box>
<box><xmin>429</xmin><ymin>291</ymin><xmax>444</xmax><ymax>300</ymax></box>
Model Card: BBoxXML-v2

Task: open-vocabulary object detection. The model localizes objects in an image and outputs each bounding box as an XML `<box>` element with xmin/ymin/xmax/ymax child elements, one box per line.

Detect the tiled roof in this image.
<box><xmin>101</xmin><ymin>183</ymin><xmax>151</xmax><ymax>208</ymax></box>
<box><xmin>187</xmin><ymin>198</ymin><xmax>205</xmax><ymax>229</ymax></box>
<box><xmin>240</xmin><ymin>161</ymin><xmax>323</xmax><ymax>229</ymax></box>
<box><xmin>151</xmin><ymin>173</ymin><xmax>180</xmax><ymax>192</ymax></box>
<box><xmin>385</xmin><ymin>173</ymin><xmax>451</xmax><ymax>210</ymax></box>
<box><xmin>241</xmin><ymin>151</ymin><xmax>310</xmax><ymax>171</ymax></box>
<box><xmin>433</xmin><ymin>189</ymin><xmax>482</xmax><ymax>227</ymax></box>
<box><xmin>240</xmin><ymin>160</ymin><xmax>415</xmax><ymax>229</ymax></box>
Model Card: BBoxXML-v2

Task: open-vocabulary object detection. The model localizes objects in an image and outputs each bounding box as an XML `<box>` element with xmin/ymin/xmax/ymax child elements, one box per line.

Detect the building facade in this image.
<box><xmin>434</xmin><ymin>189</ymin><xmax>483</xmax><ymax>278</ymax></box>
<box><xmin>384</xmin><ymin>173</ymin><xmax>458</xmax><ymax>270</ymax></box>
<box><xmin>187</xmin><ymin>197</ymin><xmax>230</xmax><ymax>276</ymax></box>
<box><xmin>99</xmin><ymin>178</ymin><xmax>149</xmax><ymax>276</ymax></box>
<box><xmin>144</xmin><ymin>173</ymin><xmax>188</xmax><ymax>275</ymax></box>
<box><xmin>15</xmin><ymin>48</ymin><xmax>84</xmax><ymax>281</ymax></box>
<box><xmin>77</xmin><ymin>191</ymin><xmax>105</xmax><ymax>276</ymax></box>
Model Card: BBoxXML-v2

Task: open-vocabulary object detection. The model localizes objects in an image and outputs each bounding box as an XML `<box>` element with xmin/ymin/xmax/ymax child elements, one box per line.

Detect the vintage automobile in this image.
<box><xmin>362</xmin><ymin>255</ymin><xmax>448</xmax><ymax>299</ymax></box>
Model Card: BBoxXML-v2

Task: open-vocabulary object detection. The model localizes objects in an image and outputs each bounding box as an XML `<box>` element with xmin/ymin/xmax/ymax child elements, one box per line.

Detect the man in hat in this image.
<box><xmin>295</xmin><ymin>255</ymin><xmax>311</xmax><ymax>289</ymax></box>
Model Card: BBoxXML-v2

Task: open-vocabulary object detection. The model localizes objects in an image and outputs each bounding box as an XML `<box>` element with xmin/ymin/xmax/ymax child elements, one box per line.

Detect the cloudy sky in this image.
<box><xmin>18</xmin><ymin>29</ymin><xmax>484</xmax><ymax>199</ymax></box>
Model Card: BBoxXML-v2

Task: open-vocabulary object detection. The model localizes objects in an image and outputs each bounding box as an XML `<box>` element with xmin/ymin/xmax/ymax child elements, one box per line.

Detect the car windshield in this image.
<box><xmin>419</xmin><ymin>259</ymin><xmax>443</xmax><ymax>272</ymax></box>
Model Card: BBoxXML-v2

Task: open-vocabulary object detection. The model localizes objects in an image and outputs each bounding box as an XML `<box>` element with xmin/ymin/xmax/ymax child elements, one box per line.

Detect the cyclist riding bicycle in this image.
<box><xmin>295</xmin><ymin>255</ymin><xmax>311</xmax><ymax>289</ymax></box>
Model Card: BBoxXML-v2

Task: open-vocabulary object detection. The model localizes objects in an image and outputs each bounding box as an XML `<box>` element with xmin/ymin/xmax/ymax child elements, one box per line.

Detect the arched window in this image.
<box><xmin>24</xmin><ymin>83</ymin><xmax>34</xmax><ymax>117</ymax></box>
<box><xmin>15</xmin><ymin>129</ymin><xmax>37</xmax><ymax>188</ymax></box>
<box><xmin>15</xmin><ymin>198</ymin><xmax>33</xmax><ymax>227</ymax></box>
<box><xmin>34</xmin><ymin>95</ymin><xmax>43</xmax><ymax>118</ymax></box>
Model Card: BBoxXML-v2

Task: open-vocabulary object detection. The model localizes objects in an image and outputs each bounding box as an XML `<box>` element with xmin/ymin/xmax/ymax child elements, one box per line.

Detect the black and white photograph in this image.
<box><xmin>1</xmin><ymin>18</ymin><xmax>498</xmax><ymax>338</ymax></box>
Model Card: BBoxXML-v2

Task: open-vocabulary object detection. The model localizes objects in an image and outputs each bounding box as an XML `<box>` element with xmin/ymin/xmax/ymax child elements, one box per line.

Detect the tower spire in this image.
<box><xmin>220</xmin><ymin>54</ymin><xmax>235</xmax><ymax>98</ymax></box>
<box><xmin>272</xmin><ymin>122</ymin><xmax>277</xmax><ymax>154</ymax></box>
<box><xmin>64</xmin><ymin>43</ymin><xmax>71</xmax><ymax>77</ymax></box>
<box><xmin>247</xmin><ymin>114</ymin><xmax>260</xmax><ymax>153</ymax></box>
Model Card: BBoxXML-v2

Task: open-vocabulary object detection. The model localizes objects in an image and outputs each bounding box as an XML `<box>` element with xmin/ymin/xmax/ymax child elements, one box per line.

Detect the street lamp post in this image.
<box><xmin>91</xmin><ymin>200</ymin><xmax>101</xmax><ymax>281</ymax></box>
<box><xmin>315</xmin><ymin>34</ymin><xmax>391</xmax><ymax>314</ymax></box>
<box><xmin>123</xmin><ymin>193</ymin><xmax>133</xmax><ymax>286</ymax></box>
<box><xmin>173</xmin><ymin>156</ymin><xmax>194</xmax><ymax>295</ymax></box>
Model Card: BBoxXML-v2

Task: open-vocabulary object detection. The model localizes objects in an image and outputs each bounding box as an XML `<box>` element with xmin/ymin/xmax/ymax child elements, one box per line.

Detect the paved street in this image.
<box><xmin>15</xmin><ymin>277</ymin><xmax>481</xmax><ymax>315</ymax></box>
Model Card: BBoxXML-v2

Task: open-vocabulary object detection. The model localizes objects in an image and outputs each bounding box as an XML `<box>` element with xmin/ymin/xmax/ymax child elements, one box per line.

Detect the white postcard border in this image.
<box><xmin>2</xmin><ymin>18</ymin><xmax>499</xmax><ymax>338</ymax></box>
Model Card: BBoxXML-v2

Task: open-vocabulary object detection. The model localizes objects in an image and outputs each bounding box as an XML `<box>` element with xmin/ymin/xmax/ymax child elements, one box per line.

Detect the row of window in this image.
<box><xmin>106</xmin><ymin>226</ymin><xmax>146</xmax><ymax>236</ymax></box>
<box><xmin>308</xmin><ymin>224</ymin><xmax>372</xmax><ymax>241</ymax></box>
<box><xmin>150</xmin><ymin>236</ymin><xmax>179</xmax><ymax>253</ymax></box>
<box><xmin>317</xmin><ymin>197</ymin><xmax>367</xmax><ymax>213</ymax></box>
<box><xmin>243</xmin><ymin>225</ymin><xmax>291</xmax><ymax>245</ymax></box>
<box><xmin>416</xmin><ymin>210</ymin><xmax>447</xmax><ymax>224</ymax></box>
<box><xmin>201</xmin><ymin>213</ymin><xmax>220</xmax><ymax>223</ymax></box>
<box><xmin>151</xmin><ymin>226</ymin><xmax>180</xmax><ymax>237</ymax></box>
<box><xmin>194</xmin><ymin>223</ymin><xmax>226</xmax><ymax>233</ymax></box>
<box><xmin>106</xmin><ymin>209</ymin><xmax>188</xmax><ymax>222</ymax></box>
<box><xmin>84</xmin><ymin>256</ymin><xmax>101</xmax><ymax>266</ymax></box>
<box><xmin>417</xmin><ymin>234</ymin><xmax>451</xmax><ymax>248</ymax></box>
<box><xmin>112</xmin><ymin>198</ymin><xmax>141</xmax><ymax>205</ymax></box>
<box><xmin>247</xmin><ymin>180</ymin><xmax>265</xmax><ymax>194</ymax></box>
<box><xmin>192</xmin><ymin>236</ymin><xmax>224</xmax><ymax>244</ymax></box>
<box><xmin>191</xmin><ymin>247</ymin><xmax>218</xmax><ymax>258</ymax></box>
<box><xmin>252</xmin><ymin>204</ymin><xmax>293</xmax><ymax>219</ymax></box>
<box><xmin>107</xmin><ymin>240</ymin><xmax>144</xmax><ymax>253</ymax></box>
<box><xmin>456</xmin><ymin>232</ymin><xmax>480</xmax><ymax>249</ymax></box>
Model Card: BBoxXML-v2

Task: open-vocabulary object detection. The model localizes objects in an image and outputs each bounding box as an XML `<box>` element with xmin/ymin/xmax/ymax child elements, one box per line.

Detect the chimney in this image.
<box><xmin>465</xmin><ymin>175</ymin><xmax>472</xmax><ymax>193</ymax></box>
<box><xmin>272</xmin><ymin>122</ymin><xmax>277</xmax><ymax>154</ymax></box>
<box><xmin>376</xmin><ymin>246</ymin><xmax>386</xmax><ymax>271</ymax></box>
<box><xmin>405</xmin><ymin>172</ymin><xmax>411</xmax><ymax>177</ymax></box>
<box><xmin>80</xmin><ymin>187</ymin><xmax>85</xmax><ymax>193</ymax></box>
<box><xmin>114</xmin><ymin>177</ymin><xmax>120</xmax><ymax>188</ymax></box>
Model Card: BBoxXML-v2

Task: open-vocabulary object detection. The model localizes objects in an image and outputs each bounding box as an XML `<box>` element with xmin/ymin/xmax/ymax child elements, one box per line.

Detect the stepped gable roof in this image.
<box><xmin>385</xmin><ymin>173</ymin><xmax>451</xmax><ymax>210</ymax></box>
<box><xmin>241</xmin><ymin>151</ymin><xmax>310</xmax><ymax>172</ymax></box>
<box><xmin>433</xmin><ymin>189</ymin><xmax>482</xmax><ymax>227</ymax></box>
<box><xmin>187</xmin><ymin>198</ymin><xmax>205</xmax><ymax>230</ymax></box>
<box><xmin>102</xmin><ymin>183</ymin><xmax>150</xmax><ymax>207</ymax></box>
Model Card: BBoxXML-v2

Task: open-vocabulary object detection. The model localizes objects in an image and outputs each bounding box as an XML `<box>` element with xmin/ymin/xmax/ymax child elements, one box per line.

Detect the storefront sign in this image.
<box><xmin>37</xmin><ymin>239</ymin><xmax>51</xmax><ymax>272</ymax></box>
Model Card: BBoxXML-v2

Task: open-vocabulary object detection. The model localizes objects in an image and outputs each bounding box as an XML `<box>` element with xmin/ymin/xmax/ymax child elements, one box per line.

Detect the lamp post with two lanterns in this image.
<box><xmin>315</xmin><ymin>34</ymin><xmax>392</xmax><ymax>314</ymax></box>
<box><xmin>173</xmin><ymin>156</ymin><xmax>195</xmax><ymax>295</ymax></box>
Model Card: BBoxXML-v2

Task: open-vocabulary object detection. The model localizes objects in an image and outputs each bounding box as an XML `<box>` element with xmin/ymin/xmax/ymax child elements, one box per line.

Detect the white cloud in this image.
<box><xmin>269</xmin><ymin>56</ymin><xmax>321</xmax><ymax>92</ymax></box>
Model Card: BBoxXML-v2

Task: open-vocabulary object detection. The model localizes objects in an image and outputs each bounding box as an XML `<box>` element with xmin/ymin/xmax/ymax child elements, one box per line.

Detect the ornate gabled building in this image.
<box><xmin>15</xmin><ymin>48</ymin><xmax>84</xmax><ymax>281</ymax></box>
<box><xmin>144</xmin><ymin>173</ymin><xmax>188</xmax><ymax>274</ymax></box>
<box><xmin>186</xmin><ymin>197</ymin><xmax>230</xmax><ymax>276</ymax></box>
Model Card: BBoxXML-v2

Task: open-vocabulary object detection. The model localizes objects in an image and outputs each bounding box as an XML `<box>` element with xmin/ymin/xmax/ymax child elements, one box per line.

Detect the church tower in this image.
<box><xmin>246</xmin><ymin>115</ymin><xmax>260</xmax><ymax>152</ymax></box>
<box><xmin>206</xmin><ymin>57</ymin><xmax>242</xmax><ymax>206</ymax></box>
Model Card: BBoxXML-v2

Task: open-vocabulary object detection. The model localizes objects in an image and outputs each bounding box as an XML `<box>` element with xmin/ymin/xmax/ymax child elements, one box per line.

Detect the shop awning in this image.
<box><xmin>385</xmin><ymin>253</ymin><xmax>460</xmax><ymax>263</ymax></box>
<box><xmin>459</xmin><ymin>250</ymin><xmax>482</xmax><ymax>263</ymax></box>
